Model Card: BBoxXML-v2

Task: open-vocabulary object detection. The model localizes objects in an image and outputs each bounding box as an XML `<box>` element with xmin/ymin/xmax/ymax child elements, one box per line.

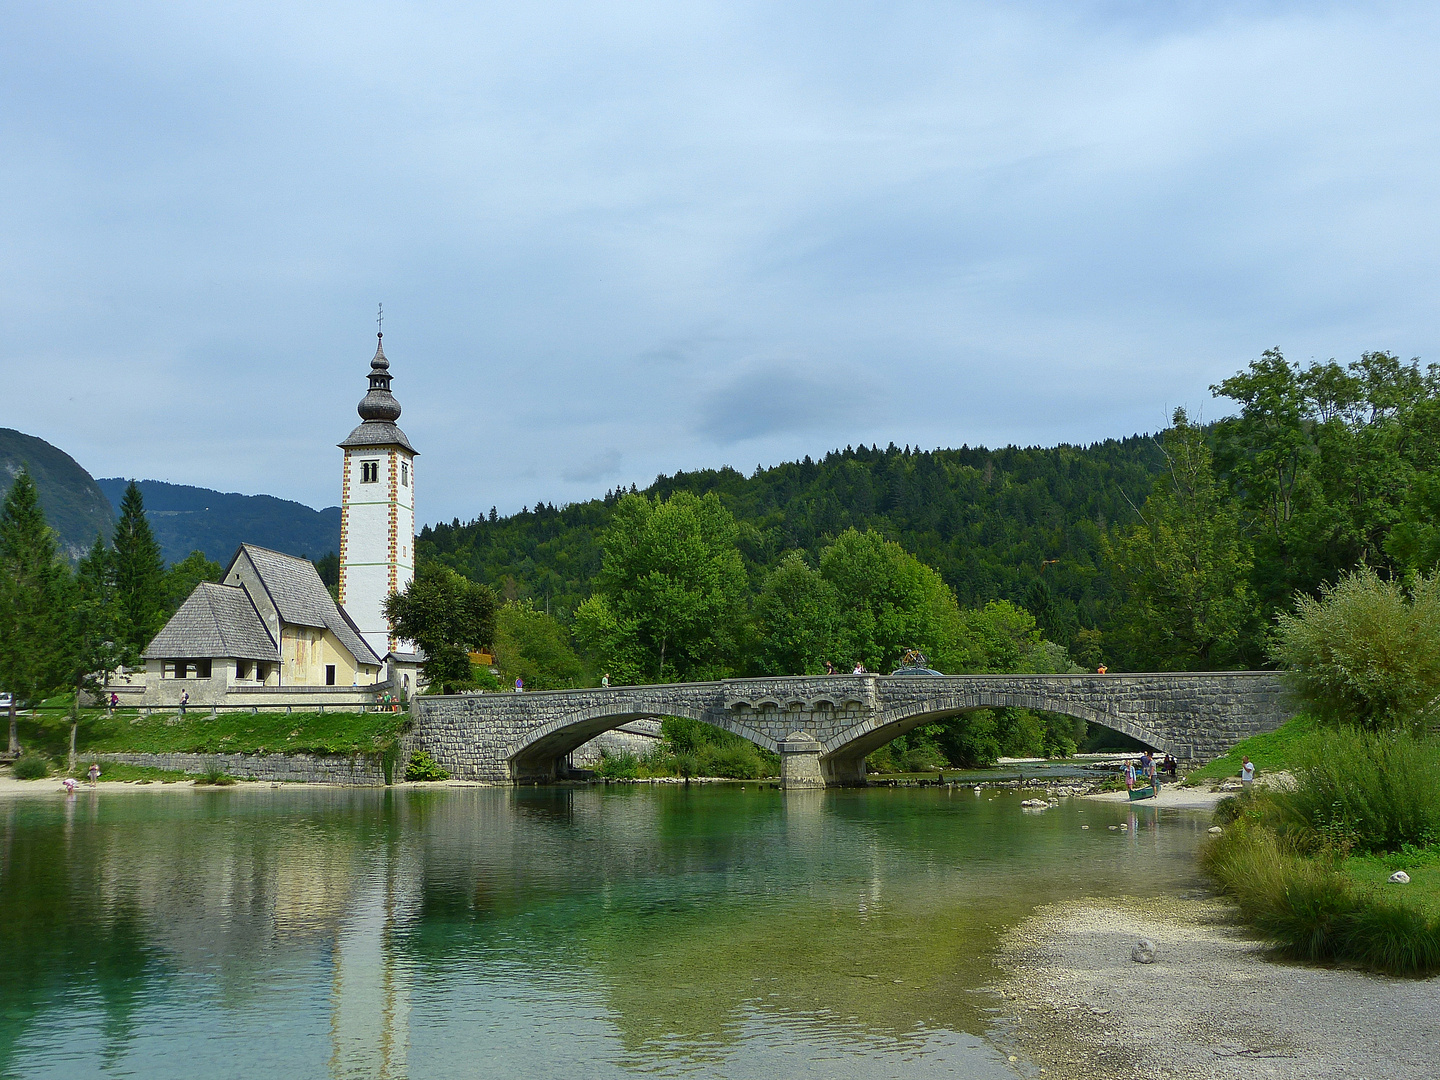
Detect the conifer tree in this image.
<box><xmin>0</xmin><ymin>468</ymin><xmax>72</xmax><ymax>750</ymax></box>
<box><xmin>111</xmin><ymin>482</ymin><xmax>167</xmax><ymax>661</ymax></box>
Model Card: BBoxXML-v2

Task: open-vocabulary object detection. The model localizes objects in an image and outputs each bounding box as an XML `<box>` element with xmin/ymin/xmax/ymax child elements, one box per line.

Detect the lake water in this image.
<box><xmin>0</xmin><ymin>784</ymin><xmax>1210</xmax><ymax>1079</ymax></box>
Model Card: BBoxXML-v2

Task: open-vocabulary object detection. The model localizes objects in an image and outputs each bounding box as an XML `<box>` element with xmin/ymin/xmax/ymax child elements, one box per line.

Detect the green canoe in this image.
<box><xmin>1128</xmin><ymin>785</ymin><xmax>1157</xmax><ymax>801</ymax></box>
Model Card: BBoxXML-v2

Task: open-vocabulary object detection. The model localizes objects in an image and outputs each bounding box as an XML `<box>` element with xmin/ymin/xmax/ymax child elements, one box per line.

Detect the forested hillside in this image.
<box><xmin>418</xmin><ymin>436</ymin><xmax>1168</xmax><ymax>657</ymax></box>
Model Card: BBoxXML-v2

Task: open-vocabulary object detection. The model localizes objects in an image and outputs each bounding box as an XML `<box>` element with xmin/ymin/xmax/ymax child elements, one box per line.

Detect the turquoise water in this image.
<box><xmin>0</xmin><ymin>785</ymin><xmax>1209</xmax><ymax>1079</ymax></box>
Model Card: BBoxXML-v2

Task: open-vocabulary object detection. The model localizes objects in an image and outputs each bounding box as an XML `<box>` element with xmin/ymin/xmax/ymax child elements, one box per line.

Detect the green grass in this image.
<box><xmin>1342</xmin><ymin>848</ymin><xmax>1440</xmax><ymax>919</ymax></box>
<box><xmin>1183</xmin><ymin>713</ymin><xmax>1321</xmax><ymax>786</ymax></box>
<box><xmin>11</xmin><ymin>709</ymin><xmax>408</xmax><ymax>760</ymax></box>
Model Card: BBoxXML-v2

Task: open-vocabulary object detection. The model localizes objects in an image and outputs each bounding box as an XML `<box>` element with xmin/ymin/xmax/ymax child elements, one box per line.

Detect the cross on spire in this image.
<box><xmin>377</xmin><ymin>302</ymin><xmax>384</xmax><ymax>338</ymax></box>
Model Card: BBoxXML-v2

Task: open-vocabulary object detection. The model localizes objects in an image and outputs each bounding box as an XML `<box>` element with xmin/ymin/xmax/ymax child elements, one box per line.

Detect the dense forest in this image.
<box><xmin>420</xmin><ymin>349</ymin><xmax>1440</xmax><ymax>676</ymax></box>
<box><xmin>419</xmin><ymin>435</ymin><xmax>1169</xmax><ymax>662</ymax></box>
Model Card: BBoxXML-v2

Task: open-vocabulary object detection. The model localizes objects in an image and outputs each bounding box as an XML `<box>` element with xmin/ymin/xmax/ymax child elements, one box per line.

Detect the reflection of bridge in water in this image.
<box><xmin>410</xmin><ymin>672</ymin><xmax>1293</xmax><ymax>787</ymax></box>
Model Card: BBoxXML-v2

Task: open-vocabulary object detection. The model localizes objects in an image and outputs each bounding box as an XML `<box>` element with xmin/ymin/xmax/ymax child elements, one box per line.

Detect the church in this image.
<box><xmin>122</xmin><ymin>331</ymin><xmax>422</xmax><ymax>708</ymax></box>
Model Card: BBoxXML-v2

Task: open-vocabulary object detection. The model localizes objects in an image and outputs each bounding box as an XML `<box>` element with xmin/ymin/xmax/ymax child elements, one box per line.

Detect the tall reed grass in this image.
<box><xmin>1274</xmin><ymin>729</ymin><xmax>1440</xmax><ymax>853</ymax></box>
<box><xmin>1203</xmin><ymin>823</ymin><xmax>1440</xmax><ymax>974</ymax></box>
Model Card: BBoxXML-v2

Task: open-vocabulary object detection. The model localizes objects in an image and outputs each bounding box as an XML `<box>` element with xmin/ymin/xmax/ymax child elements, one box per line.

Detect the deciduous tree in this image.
<box><xmin>575</xmin><ymin>492</ymin><xmax>746</xmax><ymax>682</ymax></box>
<box><xmin>384</xmin><ymin>562</ymin><xmax>497</xmax><ymax>693</ymax></box>
<box><xmin>1107</xmin><ymin>409</ymin><xmax>1255</xmax><ymax>670</ymax></box>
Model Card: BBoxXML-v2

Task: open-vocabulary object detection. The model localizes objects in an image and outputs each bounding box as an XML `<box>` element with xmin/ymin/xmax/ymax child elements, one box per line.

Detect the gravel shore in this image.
<box><xmin>991</xmin><ymin>894</ymin><xmax>1440</xmax><ymax>1080</ymax></box>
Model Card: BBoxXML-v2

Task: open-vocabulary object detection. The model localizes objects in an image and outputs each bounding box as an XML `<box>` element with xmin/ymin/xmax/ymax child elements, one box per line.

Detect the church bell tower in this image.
<box><xmin>338</xmin><ymin>329</ymin><xmax>417</xmax><ymax>658</ymax></box>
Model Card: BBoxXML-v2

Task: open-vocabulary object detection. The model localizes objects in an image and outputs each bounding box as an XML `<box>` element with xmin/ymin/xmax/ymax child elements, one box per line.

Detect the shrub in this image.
<box><xmin>1271</xmin><ymin>567</ymin><xmax>1440</xmax><ymax>731</ymax></box>
<box><xmin>596</xmin><ymin>751</ymin><xmax>639</xmax><ymax>779</ymax></box>
<box><xmin>197</xmin><ymin>765</ymin><xmax>237</xmax><ymax>786</ymax></box>
<box><xmin>405</xmin><ymin>751</ymin><xmax>450</xmax><ymax>782</ymax></box>
<box><xmin>1274</xmin><ymin>729</ymin><xmax>1440</xmax><ymax>853</ymax></box>
<box><xmin>12</xmin><ymin>754</ymin><xmax>48</xmax><ymax>780</ymax></box>
<box><xmin>896</xmin><ymin>744</ymin><xmax>948</xmax><ymax>773</ymax></box>
<box><xmin>700</xmin><ymin>744</ymin><xmax>763</xmax><ymax>780</ymax></box>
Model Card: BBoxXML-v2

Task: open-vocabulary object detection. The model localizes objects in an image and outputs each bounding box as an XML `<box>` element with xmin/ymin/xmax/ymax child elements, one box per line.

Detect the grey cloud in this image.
<box><xmin>2</xmin><ymin>2</ymin><xmax>1438</xmax><ymax>522</ymax></box>
<box><xmin>698</xmin><ymin>361</ymin><xmax>886</xmax><ymax>446</ymax></box>
<box><xmin>561</xmin><ymin>449</ymin><xmax>624</xmax><ymax>484</ymax></box>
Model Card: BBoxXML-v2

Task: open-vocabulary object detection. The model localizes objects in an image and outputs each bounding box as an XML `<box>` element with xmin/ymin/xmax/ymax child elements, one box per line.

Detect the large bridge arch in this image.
<box><xmin>817</xmin><ymin>691</ymin><xmax>1185</xmax><ymax>785</ymax></box>
<box><xmin>507</xmin><ymin>702</ymin><xmax>777</xmax><ymax>782</ymax></box>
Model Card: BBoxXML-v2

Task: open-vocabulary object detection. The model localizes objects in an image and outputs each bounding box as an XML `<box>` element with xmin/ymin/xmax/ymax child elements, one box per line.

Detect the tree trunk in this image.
<box><xmin>69</xmin><ymin>720</ymin><xmax>78</xmax><ymax>773</ymax></box>
<box><xmin>7</xmin><ymin>699</ymin><xmax>15</xmax><ymax>755</ymax></box>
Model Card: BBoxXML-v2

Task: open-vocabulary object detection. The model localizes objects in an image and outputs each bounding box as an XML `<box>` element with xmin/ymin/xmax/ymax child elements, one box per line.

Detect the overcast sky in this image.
<box><xmin>3</xmin><ymin>2</ymin><xmax>1437</xmax><ymax>523</ymax></box>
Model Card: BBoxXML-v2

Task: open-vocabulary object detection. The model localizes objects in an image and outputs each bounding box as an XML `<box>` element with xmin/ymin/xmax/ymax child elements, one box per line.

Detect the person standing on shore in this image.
<box><xmin>1241</xmin><ymin>756</ymin><xmax>1255</xmax><ymax>789</ymax></box>
<box><xmin>1124</xmin><ymin>760</ymin><xmax>1137</xmax><ymax>791</ymax></box>
<box><xmin>87</xmin><ymin>762</ymin><xmax>100</xmax><ymax>787</ymax></box>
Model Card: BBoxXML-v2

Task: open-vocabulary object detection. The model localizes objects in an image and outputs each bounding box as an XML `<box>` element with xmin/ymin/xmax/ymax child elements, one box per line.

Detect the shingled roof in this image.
<box><xmin>143</xmin><ymin>583</ymin><xmax>279</xmax><ymax>661</ymax></box>
<box><xmin>235</xmin><ymin>544</ymin><xmax>383</xmax><ymax>667</ymax></box>
<box><xmin>338</xmin><ymin>420</ymin><xmax>416</xmax><ymax>454</ymax></box>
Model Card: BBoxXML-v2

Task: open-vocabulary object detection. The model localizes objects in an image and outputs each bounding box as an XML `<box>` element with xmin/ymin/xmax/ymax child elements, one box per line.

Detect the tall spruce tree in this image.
<box><xmin>0</xmin><ymin>468</ymin><xmax>73</xmax><ymax>750</ymax></box>
<box><xmin>111</xmin><ymin>482</ymin><xmax>167</xmax><ymax>661</ymax></box>
<box><xmin>62</xmin><ymin>536</ymin><xmax>125</xmax><ymax>766</ymax></box>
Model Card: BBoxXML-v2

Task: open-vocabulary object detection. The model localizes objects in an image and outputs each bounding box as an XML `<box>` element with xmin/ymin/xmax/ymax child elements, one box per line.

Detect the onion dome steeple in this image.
<box><xmin>357</xmin><ymin>332</ymin><xmax>403</xmax><ymax>422</ymax></box>
<box><xmin>339</xmin><ymin>325</ymin><xmax>416</xmax><ymax>455</ymax></box>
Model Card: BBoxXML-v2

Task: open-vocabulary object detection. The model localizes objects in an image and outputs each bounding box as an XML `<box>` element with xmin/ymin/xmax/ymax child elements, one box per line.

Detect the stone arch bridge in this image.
<box><xmin>409</xmin><ymin>672</ymin><xmax>1292</xmax><ymax>787</ymax></box>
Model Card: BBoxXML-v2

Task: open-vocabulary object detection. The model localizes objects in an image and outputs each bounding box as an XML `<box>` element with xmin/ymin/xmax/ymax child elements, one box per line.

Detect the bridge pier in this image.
<box><xmin>821</xmin><ymin>754</ymin><xmax>867</xmax><ymax>787</ymax></box>
<box><xmin>777</xmin><ymin>732</ymin><xmax>824</xmax><ymax>789</ymax></box>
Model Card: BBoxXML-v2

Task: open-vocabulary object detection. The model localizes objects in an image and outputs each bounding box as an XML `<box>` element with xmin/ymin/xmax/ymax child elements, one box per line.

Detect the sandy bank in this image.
<box><xmin>0</xmin><ymin>775</ymin><xmax>496</xmax><ymax>797</ymax></box>
<box><xmin>992</xmin><ymin>895</ymin><xmax>1440</xmax><ymax>1079</ymax></box>
<box><xmin>1083</xmin><ymin>785</ymin><xmax>1230</xmax><ymax>811</ymax></box>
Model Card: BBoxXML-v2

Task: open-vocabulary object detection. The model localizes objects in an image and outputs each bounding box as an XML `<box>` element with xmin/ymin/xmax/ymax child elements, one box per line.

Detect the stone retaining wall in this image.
<box><xmin>91</xmin><ymin>751</ymin><xmax>390</xmax><ymax>785</ymax></box>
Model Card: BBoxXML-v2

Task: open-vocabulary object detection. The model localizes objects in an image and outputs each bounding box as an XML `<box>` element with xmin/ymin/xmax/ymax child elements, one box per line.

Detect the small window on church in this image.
<box><xmin>326</xmin><ymin>665</ymin><xmax>336</xmax><ymax>686</ymax></box>
<box><xmin>361</xmin><ymin>460</ymin><xmax>379</xmax><ymax>483</ymax></box>
<box><xmin>401</xmin><ymin>462</ymin><xmax>409</xmax><ymax>487</ymax></box>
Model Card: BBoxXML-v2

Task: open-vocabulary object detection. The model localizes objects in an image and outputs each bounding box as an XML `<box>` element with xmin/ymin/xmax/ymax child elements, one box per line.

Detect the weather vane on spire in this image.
<box><xmin>377</xmin><ymin>302</ymin><xmax>384</xmax><ymax>337</ymax></box>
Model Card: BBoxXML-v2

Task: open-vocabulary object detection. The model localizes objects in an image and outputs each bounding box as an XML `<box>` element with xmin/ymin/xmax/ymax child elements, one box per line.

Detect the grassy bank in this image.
<box><xmin>1182</xmin><ymin>713</ymin><xmax>1320</xmax><ymax>786</ymax></box>
<box><xmin>10</xmin><ymin>708</ymin><xmax>408</xmax><ymax>769</ymax></box>
<box><xmin>1202</xmin><ymin>727</ymin><xmax>1440</xmax><ymax>975</ymax></box>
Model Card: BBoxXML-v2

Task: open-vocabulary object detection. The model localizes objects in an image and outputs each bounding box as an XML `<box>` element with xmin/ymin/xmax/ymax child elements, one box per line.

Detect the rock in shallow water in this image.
<box><xmin>1208</xmin><ymin>826</ymin><xmax>1223</xmax><ymax>834</ymax></box>
<box><xmin>1131</xmin><ymin>938</ymin><xmax>1158</xmax><ymax>964</ymax></box>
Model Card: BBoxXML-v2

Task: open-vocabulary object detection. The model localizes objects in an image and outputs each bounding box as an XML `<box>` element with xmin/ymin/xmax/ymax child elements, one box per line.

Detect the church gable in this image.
<box><xmin>225</xmin><ymin>543</ymin><xmax>382</xmax><ymax>670</ymax></box>
<box><xmin>143</xmin><ymin>582</ymin><xmax>279</xmax><ymax>662</ymax></box>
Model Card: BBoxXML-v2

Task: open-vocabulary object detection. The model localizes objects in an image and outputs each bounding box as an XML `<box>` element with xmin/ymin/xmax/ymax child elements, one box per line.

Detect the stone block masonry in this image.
<box><xmin>92</xmin><ymin>751</ymin><xmax>390</xmax><ymax>785</ymax></box>
<box><xmin>409</xmin><ymin>672</ymin><xmax>1294</xmax><ymax>788</ymax></box>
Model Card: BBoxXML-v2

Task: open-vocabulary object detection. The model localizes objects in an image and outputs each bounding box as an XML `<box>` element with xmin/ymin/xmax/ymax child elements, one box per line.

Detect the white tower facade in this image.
<box><xmin>338</xmin><ymin>332</ymin><xmax>417</xmax><ymax>658</ymax></box>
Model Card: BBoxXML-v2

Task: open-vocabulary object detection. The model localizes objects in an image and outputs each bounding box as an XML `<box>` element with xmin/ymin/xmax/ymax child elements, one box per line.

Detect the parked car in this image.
<box><xmin>0</xmin><ymin>691</ymin><xmax>12</xmax><ymax>710</ymax></box>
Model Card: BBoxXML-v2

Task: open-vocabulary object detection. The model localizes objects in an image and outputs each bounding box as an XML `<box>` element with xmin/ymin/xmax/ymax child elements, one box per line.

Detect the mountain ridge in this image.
<box><xmin>92</xmin><ymin>478</ymin><xmax>340</xmax><ymax>565</ymax></box>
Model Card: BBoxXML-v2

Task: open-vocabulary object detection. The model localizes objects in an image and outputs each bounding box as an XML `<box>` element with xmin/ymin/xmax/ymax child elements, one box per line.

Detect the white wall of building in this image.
<box><xmin>339</xmin><ymin>446</ymin><xmax>416</xmax><ymax>657</ymax></box>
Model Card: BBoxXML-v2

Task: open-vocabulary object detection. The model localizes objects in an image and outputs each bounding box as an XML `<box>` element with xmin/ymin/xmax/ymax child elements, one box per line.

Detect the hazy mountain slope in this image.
<box><xmin>0</xmin><ymin>428</ymin><xmax>115</xmax><ymax>560</ymax></box>
<box><xmin>94</xmin><ymin>478</ymin><xmax>340</xmax><ymax>566</ymax></box>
